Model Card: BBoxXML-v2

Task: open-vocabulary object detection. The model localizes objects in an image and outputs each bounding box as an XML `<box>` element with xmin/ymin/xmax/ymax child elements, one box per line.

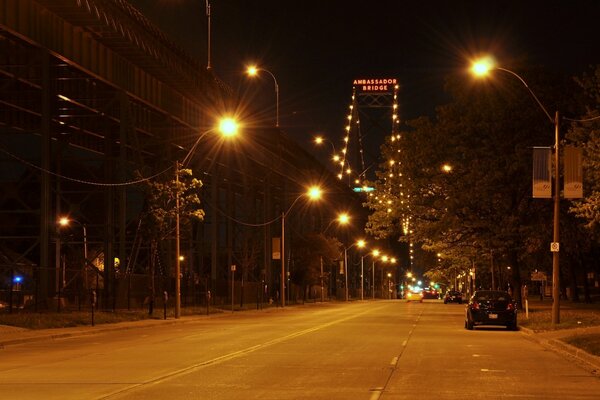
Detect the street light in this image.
<box><xmin>280</xmin><ymin>186</ymin><xmax>322</xmax><ymax>307</ymax></box>
<box><xmin>343</xmin><ymin>239</ymin><xmax>365</xmax><ymax>301</ymax></box>
<box><xmin>58</xmin><ymin>217</ymin><xmax>88</xmax><ymax>309</ymax></box>
<box><xmin>175</xmin><ymin>117</ymin><xmax>239</xmax><ymax>318</ymax></box>
<box><xmin>246</xmin><ymin>65</ymin><xmax>280</xmax><ymax>127</ymax></box>
<box><xmin>471</xmin><ymin>57</ymin><xmax>562</xmax><ymax>325</ymax></box>
<box><xmin>371</xmin><ymin>249</ymin><xmax>380</xmax><ymax>299</ymax></box>
<box><xmin>355</xmin><ymin>240</ymin><xmax>368</xmax><ymax>300</ymax></box>
<box><xmin>314</xmin><ymin>135</ymin><xmax>337</xmax><ymax>159</ymax></box>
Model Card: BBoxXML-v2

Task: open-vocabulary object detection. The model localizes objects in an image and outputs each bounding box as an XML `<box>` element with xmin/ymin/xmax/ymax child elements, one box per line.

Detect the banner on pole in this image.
<box><xmin>272</xmin><ymin>237</ymin><xmax>281</xmax><ymax>260</ymax></box>
<box><xmin>532</xmin><ymin>147</ymin><xmax>552</xmax><ymax>198</ymax></box>
<box><xmin>564</xmin><ymin>146</ymin><xmax>583</xmax><ymax>198</ymax></box>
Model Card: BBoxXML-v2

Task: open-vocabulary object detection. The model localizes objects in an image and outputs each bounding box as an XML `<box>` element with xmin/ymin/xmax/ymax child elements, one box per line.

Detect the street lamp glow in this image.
<box><xmin>356</xmin><ymin>239</ymin><xmax>366</xmax><ymax>248</ymax></box>
<box><xmin>245</xmin><ymin>64</ymin><xmax>279</xmax><ymax>127</ymax></box>
<box><xmin>246</xmin><ymin>65</ymin><xmax>258</xmax><ymax>76</ymax></box>
<box><xmin>337</xmin><ymin>213</ymin><xmax>350</xmax><ymax>225</ymax></box>
<box><xmin>471</xmin><ymin>56</ymin><xmax>495</xmax><ymax>76</ymax></box>
<box><xmin>372</xmin><ymin>249</ymin><xmax>380</xmax><ymax>257</ymax></box>
<box><xmin>218</xmin><ymin>117</ymin><xmax>238</xmax><ymax>137</ymax></box>
<box><xmin>307</xmin><ymin>186</ymin><xmax>322</xmax><ymax>200</ymax></box>
<box><xmin>382</xmin><ymin>255</ymin><xmax>389</xmax><ymax>262</ymax></box>
<box><xmin>58</xmin><ymin>217</ymin><xmax>70</xmax><ymax>226</ymax></box>
<box><xmin>441</xmin><ymin>163</ymin><xmax>453</xmax><ymax>173</ymax></box>
<box><xmin>314</xmin><ymin>136</ymin><xmax>324</xmax><ymax>144</ymax></box>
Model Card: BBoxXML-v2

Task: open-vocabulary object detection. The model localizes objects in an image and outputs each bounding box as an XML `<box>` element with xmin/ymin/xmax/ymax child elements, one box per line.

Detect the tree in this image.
<box><xmin>568</xmin><ymin>66</ymin><xmax>600</xmax><ymax>231</ymax></box>
<box><xmin>366</xmin><ymin>67</ymin><xmax>579</xmax><ymax>305</ymax></box>
<box><xmin>138</xmin><ymin>167</ymin><xmax>204</xmax><ymax>313</ymax></box>
<box><xmin>290</xmin><ymin>233</ymin><xmax>342</xmax><ymax>301</ymax></box>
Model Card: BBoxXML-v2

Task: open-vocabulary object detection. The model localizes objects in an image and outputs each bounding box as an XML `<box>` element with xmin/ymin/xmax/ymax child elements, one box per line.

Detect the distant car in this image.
<box><xmin>406</xmin><ymin>288</ymin><xmax>424</xmax><ymax>302</ymax></box>
<box><xmin>465</xmin><ymin>290</ymin><xmax>517</xmax><ymax>330</ymax></box>
<box><xmin>444</xmin><ymin>290</ymin><xmax>463</xmax><ymax>304</ymax></box>
<box><xmin>422</xmin><ymin>287</ymin><xmax>440</xmax><ymax>299</ymax></box>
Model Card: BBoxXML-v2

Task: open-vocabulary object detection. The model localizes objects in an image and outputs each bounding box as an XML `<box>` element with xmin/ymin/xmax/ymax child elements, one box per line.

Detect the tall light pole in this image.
<box><xmin>205</xmin><ymin>0</ymin><xmax>211</xmax><ymax>70</ymax></box>
<box><xmin>472</xmin><ymin>57</ymin><xmax>565</xmax><ymax>326</ymax></box>
<box><xmin>280</xmin><ymin>186</ymin><xmax>322</xmax><ymax>307</ymax></box>
<box><xmin>58</xmin><ymin>217</ymin><xmax>88</xmax><ymax>309</ymax></box>
<box><xmin>371</xmin><ymin>249</ymin><xmax>380</xmax><ymax>299</ymax></box>
<box><xmin>343</xmin><ymin>239</ymin><xmax>365</xmax><ymax>301</ymax></box>
<box><xmin>314</xmin><ymin>135</ymin><xmax>337</xmax><ymax>156</ymax></box>
<box><xmin>246</xmin><ymin>65</ymin><xmax>280</xmax><ymax>127</ymax></box>
<box><xmin>174</xmin><ymin>117</ymin><xmax>239</xmax><ymax>318</ymax></box>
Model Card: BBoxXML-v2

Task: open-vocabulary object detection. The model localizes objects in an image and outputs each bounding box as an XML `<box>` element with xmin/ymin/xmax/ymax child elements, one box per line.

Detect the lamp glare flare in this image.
<box><xmin>219</xmin><ymin>118</ymin><xmax>238</xmax><ymax>137</ymax></box>
<box><xmin>471</xmin><ymin>56</ymin><xmax>495</xmax><ymax>77</ymax></box>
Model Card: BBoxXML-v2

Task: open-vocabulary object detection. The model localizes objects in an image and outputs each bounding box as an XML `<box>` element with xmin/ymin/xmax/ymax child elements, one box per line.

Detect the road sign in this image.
<box><xmin>531</xmin><ymin>271</ymin><xmax>547</xmax><ymax>281</ymax></box>
<box><xmin>550</xmin><ymin>242</ymin><xmax>559</xmax><ymax>252</ymax></box>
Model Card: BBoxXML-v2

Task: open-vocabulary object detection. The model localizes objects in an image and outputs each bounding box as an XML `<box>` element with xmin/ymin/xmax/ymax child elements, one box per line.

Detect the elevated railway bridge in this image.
<box><xmin>0</xmin><ymin>0</ymin><xmax>362</xmax><ymax>310</ymax></box>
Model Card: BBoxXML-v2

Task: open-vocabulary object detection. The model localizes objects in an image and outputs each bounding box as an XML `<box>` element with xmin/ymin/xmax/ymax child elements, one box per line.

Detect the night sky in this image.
<box><xmin>130</xmin><ymin>0</ymin><xmax>600</xmax><ymax>164</ymax></box>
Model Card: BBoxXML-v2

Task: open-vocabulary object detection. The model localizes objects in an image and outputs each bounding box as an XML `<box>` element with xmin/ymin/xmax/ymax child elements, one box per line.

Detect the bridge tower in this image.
<box><xmin>336</xmin><ymin>78</ymin><xmax>400</xmax><ymax>189</ymax></box>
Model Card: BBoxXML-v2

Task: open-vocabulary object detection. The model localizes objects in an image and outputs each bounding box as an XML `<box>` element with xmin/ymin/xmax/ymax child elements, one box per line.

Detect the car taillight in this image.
<box><xmin>506</xmin><ymin>303</ymin><xmax>515</xmax><ymax>311</ymax></box>
<box><xmin>472</xmin><ymin>301</ymin><xmax>479</xmax><ymax>310</ymax></box>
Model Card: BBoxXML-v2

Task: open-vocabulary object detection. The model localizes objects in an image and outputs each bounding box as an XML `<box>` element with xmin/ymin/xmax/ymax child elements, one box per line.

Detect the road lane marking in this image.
<box><xmin>97</xmin><ymin>304</ymin><xmax>389</xmax><ymax>399</ymax></box>
<box><xmin>390</xmin><ymin>356</ymin><xmax>398</xmax><ymax>366</ymax></box>
<box><xmin>369</xmin><ymin>387</ymin><xmax>384</xmax><ymax>400</ymax></box>
<box><xmin>402</xmin><ymin>340</ymin><xmax>407</xmax><ymax>346</ymax></box>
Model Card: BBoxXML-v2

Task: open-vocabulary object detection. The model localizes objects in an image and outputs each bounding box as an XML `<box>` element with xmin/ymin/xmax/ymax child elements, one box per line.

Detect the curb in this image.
<box><xmin>520</xmin><ymin>327</ymin><xmax>600</xmax><ymax>373</ymax></box>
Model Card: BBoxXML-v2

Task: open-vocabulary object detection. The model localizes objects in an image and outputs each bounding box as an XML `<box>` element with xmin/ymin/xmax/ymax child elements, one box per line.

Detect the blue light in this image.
<box><xmin>14</xmin><ymin>276</ymin><xmax>22</xmax><ymax>283</ymax></box>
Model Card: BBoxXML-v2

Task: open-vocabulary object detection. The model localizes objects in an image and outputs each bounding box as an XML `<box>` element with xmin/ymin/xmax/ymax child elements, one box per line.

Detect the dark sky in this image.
<box><xmin>130</xmin><ymin>0</ymin><xmax>600</xmax><ymax>164</ymax></box>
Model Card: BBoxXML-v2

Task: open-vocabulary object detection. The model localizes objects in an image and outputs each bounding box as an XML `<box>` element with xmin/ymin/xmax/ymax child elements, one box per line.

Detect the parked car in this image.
<box><xmin>465</xmin><ymin>290</ymin><xmax>517</xmax><ymax>330</ymax></box>
<box><xmin>406</xmin><ymin>288</ymin><xmax>424</xmax><ymax>302</ymax></box>
<box><xmin>422</xmin><ymin>287</ymin><xmax>440</xmax><ymax>299</ymax></box>
<box><xmin>444</xmin><ymin>290</ymin><xmax>463</xmax><ymax>304</ymax></box>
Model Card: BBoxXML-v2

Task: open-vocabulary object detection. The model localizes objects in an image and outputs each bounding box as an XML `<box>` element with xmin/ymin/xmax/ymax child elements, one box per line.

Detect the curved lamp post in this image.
<box><xmin>58</xmin><ymin>217</ymin><xmax>88</xmax><ymax>310</ymax></box>
<box><xmin>472</xmin><ymin>57</ymin><xmax>561</xmax><ymax>325</ymax></box>
<box><xmin>246</xmin><ymin>65</ymin><xmax>279</xmax><ymax>128</ymax></box>
<box><xmin>280</xmin><ymin>186</ymin><xmax>322</xmax><ymax>307</ymax></box>
<box><xmin>371</xmin><ymin>249</ymin><xmax>380</xmax><ymax>299</ymax></box>
<box><xmin>343</xmin><ymin>239</ymin><xmax>365</xmax><ymax>301</ymax></box>
<box><xmin>175</xmin><ymin>117</ymin><xmax>239</xmax><ymax>318</ymax></box>
<box><xmin>314</xmin><ymin>135</ymin><xmax>338</xmax><ymax>161</ymax></box>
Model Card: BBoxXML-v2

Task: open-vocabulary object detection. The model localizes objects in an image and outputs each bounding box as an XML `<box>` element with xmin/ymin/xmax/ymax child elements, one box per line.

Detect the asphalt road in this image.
<box><xmin>1</xmin><ymin>300</ymin><xmax>599</xmax><ymax>400</ymax></box>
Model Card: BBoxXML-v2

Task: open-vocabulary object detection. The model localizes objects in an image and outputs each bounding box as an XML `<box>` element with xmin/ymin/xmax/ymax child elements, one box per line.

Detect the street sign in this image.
<box><xmin>353</xmin><ymin>187</ymin><xmax>375</xmax><ymax>193</ymax></box>
<box><xmin>531</xmin><ymin>271</ymin><xmax>547</xmax><ymax>281</ymax></box>
<box><xmin>550</xmin><ymin>242</ymin><xmax>559</xmax><ymax>252</ymax></box>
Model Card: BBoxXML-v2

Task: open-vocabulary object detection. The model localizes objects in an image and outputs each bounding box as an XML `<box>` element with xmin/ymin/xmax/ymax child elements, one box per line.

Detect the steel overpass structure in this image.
<box><xmin>0</xmin><ymin>0</ymin><xmax>363</xmax><ymax>310</ymax></box>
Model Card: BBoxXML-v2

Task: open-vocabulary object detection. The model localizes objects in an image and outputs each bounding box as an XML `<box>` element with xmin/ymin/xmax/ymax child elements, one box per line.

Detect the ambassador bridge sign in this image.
<box><xmin>353</xmin><ymin>78</ymin><xmax>397</xmax><ymax>93</ymax></box>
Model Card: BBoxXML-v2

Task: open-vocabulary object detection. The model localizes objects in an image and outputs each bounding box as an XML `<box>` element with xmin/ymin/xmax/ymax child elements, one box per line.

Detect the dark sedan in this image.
<box><xmin>465</xmin><ymin>290</ymin><xmax>517</xmax><ymax>330</ymax></box>
<box><xmin>444</xmin><ymin>290</ymin><xmax>463</xmax><ymax>304</ymax></box>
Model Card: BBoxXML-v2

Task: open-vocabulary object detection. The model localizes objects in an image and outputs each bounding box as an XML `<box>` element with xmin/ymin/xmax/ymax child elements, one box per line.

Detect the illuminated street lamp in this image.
<box><xmin>175</xmin><ymin>117</ymin><xmax>239</xmax><ymax>318</ymax></box>
<box><xmin>314</xmin><ymin>135</ymin><xmax>337</xmax><ymax>158</ymax></box>
<box><xmin>246</xmin><ymin>65</ymin><xmax>279</xmax><ymax>127</ymax></box>
<box><xmin>280</xmin><ymin>186</ymin><xmax>322</xmax><ymax>307</ymax></box>
<box><xmin>472</xmin><ymin>57</ymin><xmax>563</xmax><ymax>325</ymax></box>
<box><xmin>58</xmin><ymin>217</ymin><xmax>88</xmax><ymax>310</ymax></box>
<box><xmin>371</xmin><ymin>249</ymin><xmax>380</xmax><ymax>299</ymax></box>
<box><xmin>343</xmin><ymin>239</ymin><xmax>365</xmax><ymax>301</ymax></box>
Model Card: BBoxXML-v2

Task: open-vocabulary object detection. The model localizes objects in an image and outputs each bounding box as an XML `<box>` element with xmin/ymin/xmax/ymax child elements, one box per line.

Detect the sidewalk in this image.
<box><xmin>0</xmin><ymin>314</ymin><xmax>206</xmax><ymax>348</ymax></box>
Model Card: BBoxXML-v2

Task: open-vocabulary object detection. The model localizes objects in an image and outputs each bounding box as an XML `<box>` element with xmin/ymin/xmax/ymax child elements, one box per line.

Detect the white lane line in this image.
<box><xmin>402</xmin><ymin>340</ymin><xmax>407</xmax><ymax>347</ymax></box>
<box><xmin>369</xmin><ymin>388</ymin><xmax>383</xmax><ymax>400</ymax></box>
<box><xmin>390</xmin><ymin>356</ymin><xmax>398</xmax><ymax>366</ymax></box>
<box><xmin>97</xmin><ymin>305</ymin><xmax>389</xmax><ymax>399</ymax></box>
